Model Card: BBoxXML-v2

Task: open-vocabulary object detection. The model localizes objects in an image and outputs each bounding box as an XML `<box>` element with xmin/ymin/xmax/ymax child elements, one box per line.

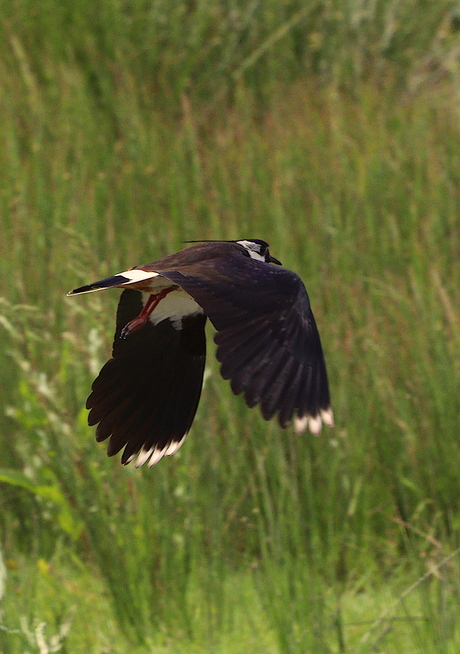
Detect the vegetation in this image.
<box><xmin>1</xmin><ymin>0</ymin><xmax>460</xmax><ymax>651</ymax></box>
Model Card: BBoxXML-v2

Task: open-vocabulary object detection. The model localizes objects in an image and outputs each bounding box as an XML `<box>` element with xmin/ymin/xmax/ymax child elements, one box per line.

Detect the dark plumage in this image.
<box><xmin>68</xmin><ymin>239</ymin><xmax>334</xmax><ymax>467</ymax></box>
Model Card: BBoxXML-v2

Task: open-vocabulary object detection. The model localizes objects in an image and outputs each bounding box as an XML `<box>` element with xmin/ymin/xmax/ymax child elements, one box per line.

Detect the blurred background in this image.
<box><xmin>1</xmin><ymin>1</ymin><xmax>460</xmax><ymax>652</ymax></box>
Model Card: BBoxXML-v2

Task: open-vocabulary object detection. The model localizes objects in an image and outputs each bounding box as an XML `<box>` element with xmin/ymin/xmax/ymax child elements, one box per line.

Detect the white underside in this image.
<box><xmin>142</xmin><ymin>288</ymin><xmax>203</xmax><ymax>328</ymax></box>
<box><xmin>68</xmin><ymin>268</ymin><xmax>203</xmax><ymax>327</ymax></box>
<box><xmin>110</xmin><ymin>270</ymin><xmax>204</xmax><ymax>327</ymax></box>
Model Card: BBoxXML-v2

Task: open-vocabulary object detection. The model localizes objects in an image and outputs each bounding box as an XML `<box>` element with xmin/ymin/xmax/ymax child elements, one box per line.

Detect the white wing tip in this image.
<box><xmin>320</xmin><ymin>407</ymin><xmax>335</xmax><ymax>428</ymax></box>
<box><xmin>165</xmin><ymin>435</ymin><xmax>187</xmax><ymax>457</ymax></box>
<box><xmin>293</xmin><ymin>415</ymin><xmax>309</xmax><ymax>434</ymax></box>
<box><xmin>134</xmin><ymin>446</ymin><xmax>167</xmax><ymax>468</ymax></box>
<box><xmin>134</xmin><ymin>447</ymin><xmax>155</xmax><ymax>468</ymax></box>
<box><xmin>294</xmin><ymin>408</ymin><xmax>335</xmax><ymax>435</ymax></box>
<box><xmin>133</xmin><ymin>435</ymin><xmax>188</xmax><ymax>468</ymax></box>
<box><xmin>147</xmin><ymin>447</ymin><xmax>169</xmax><ymax>468</ymax></box>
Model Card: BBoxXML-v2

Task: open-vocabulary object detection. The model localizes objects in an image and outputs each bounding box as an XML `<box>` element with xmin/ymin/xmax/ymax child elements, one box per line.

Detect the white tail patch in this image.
<box><xmin>67</xmin><ymin>269</ymin><xmax>161</xmax><ymax>296</ymax></box>
<box><xmin>119</xmin><ymin>269</ymin><xmax>160</xmax><ymax>284</ymax></box>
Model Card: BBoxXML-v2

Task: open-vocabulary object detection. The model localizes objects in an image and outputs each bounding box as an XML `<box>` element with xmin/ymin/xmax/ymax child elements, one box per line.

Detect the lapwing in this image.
<box><xmin>67</xmin><ymin>239</ymin><xmax>334</xmax><ymax>467</ymax></box>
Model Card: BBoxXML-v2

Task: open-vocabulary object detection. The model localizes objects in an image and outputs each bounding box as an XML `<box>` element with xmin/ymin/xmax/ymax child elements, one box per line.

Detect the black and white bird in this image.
<box><xmin>67</xmin><ymin>239</ymin><xmax>334</xmax><ymax>467</ymax></box>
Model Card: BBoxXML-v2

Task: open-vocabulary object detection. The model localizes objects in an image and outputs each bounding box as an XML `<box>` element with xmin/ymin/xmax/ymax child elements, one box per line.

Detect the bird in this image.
<box><xmin>67</xmin><ymin>239</ymin><xmax>334</xmax><ymax>467</ymax></box>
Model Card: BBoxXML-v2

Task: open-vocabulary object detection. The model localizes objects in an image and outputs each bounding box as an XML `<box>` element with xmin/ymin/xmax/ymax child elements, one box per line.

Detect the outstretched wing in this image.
<box><xmin>87</xmin><ymin>289</ymin><xmax>207</xmax><ymax>467</ymax></box>
<box><xmin>159</xmin><ymin>255</ymin><xmax>332</xmax><ymax>432</ymax></box>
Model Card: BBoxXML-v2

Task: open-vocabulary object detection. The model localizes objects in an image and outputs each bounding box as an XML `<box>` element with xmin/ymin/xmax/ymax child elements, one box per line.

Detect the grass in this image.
<box><xmin>1</xmin><ymin>0</ymin><xmax>460</xmax><ymax>652</ymax></box>
<box><xmin>2</xmin><ymin>551</ymin><xmax>460</xmax><ymax>653</ymax></box>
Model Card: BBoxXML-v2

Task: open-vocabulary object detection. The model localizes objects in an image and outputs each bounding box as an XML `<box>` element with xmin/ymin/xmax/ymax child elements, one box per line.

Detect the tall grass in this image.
<box><xmin>1</xmin><ymin>0</ymin><xmax>460</xmax><ymax>651</ymax></box>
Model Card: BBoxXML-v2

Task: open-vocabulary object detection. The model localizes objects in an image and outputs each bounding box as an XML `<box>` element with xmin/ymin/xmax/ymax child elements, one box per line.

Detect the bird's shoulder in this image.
<box><xmin>135</xmin><ymin>242</ymin><xmax>243</xmax><ymax>271</ymax></box>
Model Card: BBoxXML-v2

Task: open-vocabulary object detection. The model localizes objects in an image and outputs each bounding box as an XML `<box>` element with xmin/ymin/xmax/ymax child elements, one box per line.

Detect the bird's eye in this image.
<box><xmin>236</xmin><ymin>240</ymin><xmax>270</xmax><ymax>262</ymax></box>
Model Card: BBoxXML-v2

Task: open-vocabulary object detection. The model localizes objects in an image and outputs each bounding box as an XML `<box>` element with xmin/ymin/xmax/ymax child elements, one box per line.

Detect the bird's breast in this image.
<box><xmin>142</xmin><ymin>287</ymin><xmax>203</xmax><ymax>328</ymax></box>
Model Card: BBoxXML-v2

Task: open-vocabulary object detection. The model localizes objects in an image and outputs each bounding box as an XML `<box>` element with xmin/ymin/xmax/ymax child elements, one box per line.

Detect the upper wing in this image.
<box><xmin>159</xmin><ymin>255</ymin><xmax>333</xmax><ymax>432</ymax></box>
<box><xmin>87</xmin><ymin>289</ymin><xmax>207</xmax><ymax>466</ymax></box>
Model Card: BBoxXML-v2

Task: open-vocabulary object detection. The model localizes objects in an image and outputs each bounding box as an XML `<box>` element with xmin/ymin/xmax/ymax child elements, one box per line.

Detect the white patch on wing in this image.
<box><xmin>147</xmin><ymin>446</ymin><xmax>169</xmax><ymax>468</ymax></box>
<box><xmin>320</xmin><ymin>407</ymin><xmax>335</xmax><ymax>428</ymax></box>
<box><xmin>134</xmin><ymin>437</ymin><xmax>187</xmax><ymax>468</ymax></box>
<box><xmin>135</xmin><ymin>445</ymin><xmax>169</xmax><ymax>468</ymax></box>
<box><xmin>294</xmin><ymin>415</ymin><xmax>308</xmax><ymax>434</ymax></box>
<box><xmin>134</xmin><ymin>447</ymin><xmax>154</xmax><ymax>468</ymax></box>
<box><xmin>294</xmin><ymin>408</ymin><xmax>335</xmax><ymax>435</ymax></box>
<box><xmin>308</xmin><ymin>415</ymin><xmax>323</xmax><ymax>435</ymax></box>
<box><xmin>165</xmin><ymin>435</ymin><xmax>187</xmax><ymax>456</ymax></box>
<box><xmin>143</xmin><ymin>289</ymin><xmax>203</xmax><ymax>328</ymax></box>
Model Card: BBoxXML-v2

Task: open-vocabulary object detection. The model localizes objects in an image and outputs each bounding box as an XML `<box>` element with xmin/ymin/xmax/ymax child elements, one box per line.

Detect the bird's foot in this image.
<box><xmin>120</xmin><ymin>287</ymin><xmax>174</xmax><ymax>339</ymax></box>
<box><xmin>121</xmin><ymin>315</ymin><xmax>148</xmax><ymax>338</ymax></box>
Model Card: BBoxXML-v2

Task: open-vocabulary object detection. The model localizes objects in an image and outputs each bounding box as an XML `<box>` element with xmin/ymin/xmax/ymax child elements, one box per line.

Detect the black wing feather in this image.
<box><xmin>87</xmin><ymin>289</ymin><xmax>206</xmax><ymax>464</ymax></box>
<box><xmin>160</xmin><ymin>255</ymin><xmax>331</xmax><ymax>428</ymax></box>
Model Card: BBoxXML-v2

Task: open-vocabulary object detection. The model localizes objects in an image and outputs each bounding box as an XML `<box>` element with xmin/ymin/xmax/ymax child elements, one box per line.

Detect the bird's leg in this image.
<box><xmin>121</xmin><ymin>287</ymin><xmax>175</xmax><ymax>339</ymax></box>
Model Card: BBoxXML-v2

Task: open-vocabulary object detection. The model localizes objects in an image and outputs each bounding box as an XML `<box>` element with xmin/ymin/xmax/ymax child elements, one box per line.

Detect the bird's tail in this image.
<box><xmin>67</xmin><ymin>269</ymin><xmax>159</xmax><ymax>296</ymax></box>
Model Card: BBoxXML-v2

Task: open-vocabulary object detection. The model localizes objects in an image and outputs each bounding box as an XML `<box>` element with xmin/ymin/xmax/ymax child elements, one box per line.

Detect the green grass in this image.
<box><xmin>2</xmin><ymin>551</ymin><xmax>460</xmax><ymax>653</ymax></box>
<box><xmin>1</xmin><ymin>0</ymin><xmax>460</xmax><ymax>652</ymax></box>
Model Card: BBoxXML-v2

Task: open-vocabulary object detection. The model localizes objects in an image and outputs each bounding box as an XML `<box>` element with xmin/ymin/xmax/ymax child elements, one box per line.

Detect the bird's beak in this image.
<box><xmin>268</xmin><ymin>254</ymin><xmax>282</xmax><ymax>265</ymax></box>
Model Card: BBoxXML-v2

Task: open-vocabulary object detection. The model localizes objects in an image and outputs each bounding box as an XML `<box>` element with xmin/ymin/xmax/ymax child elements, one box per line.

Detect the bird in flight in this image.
<box><xmin>67</xmin><ymin>239</ymin><xmax>334</xmax><ymax>467</ymax></box>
